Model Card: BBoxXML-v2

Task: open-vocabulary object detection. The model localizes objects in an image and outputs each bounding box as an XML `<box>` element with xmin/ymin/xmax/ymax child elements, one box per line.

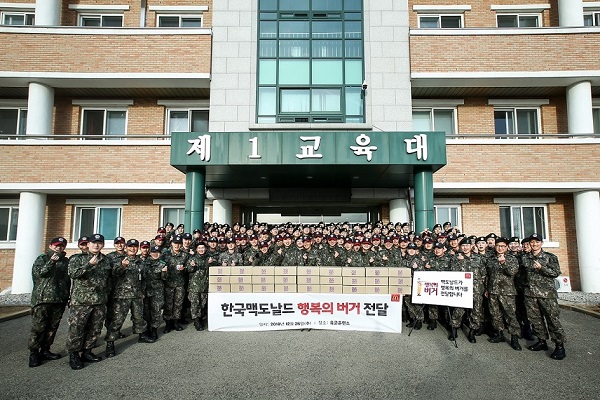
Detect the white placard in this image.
<box><xmin>208</xmin><ymin>293</ymin><xmax>403</xmax><ymax>333</ymax></box>
<box><xmin>411</xmin><ymin>271</ymin><xmax>473</xmax><ymax>308</ymax></box>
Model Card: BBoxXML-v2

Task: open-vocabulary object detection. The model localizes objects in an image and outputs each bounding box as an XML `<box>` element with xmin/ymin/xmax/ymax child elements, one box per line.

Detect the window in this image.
<box><xmin>79</xmin><ymin>14</ymin><xmax>123</xmax><ymax>27</ymax></box>
<box><xmin>496</xmin><ymin>14</ymin><xmax>540</xmax><ymax>27</ymax></box>
<box><xmin>494</xmin><ymin>108</ymin><xmax>539</xmax><ymax>137</ymax></box>
<box><xmin>412</xmin><ymin>108</ymin><xmax>456</xmax><ymax>135</ymax></box>
<box><xmin>257</xmin><ymin>0</ymin><xmax>364</xmax><ymax>123</ymax></box>
<box><xmin>1</xmin><ymin>12</ymin><xmax>34</xmax><ymax>25</ymax></box>
<box><xmin>162</xmin><ymin>207</ymin><xmax>185</xmax><ymax>227</ymax></box>
<box><xmin>166</xmin><ymin>109</ymin><xmax>209</xmax><ymax>134</ymax></box>
<box><xmin>594</xmin><ymin>108</ymin><xmax>600</xmax><ymax>134</ymax></box>
<box><xmin>0</xmin><ymin>107</ymin><xmax>27</xmax><ymax>139</ymax></box>
<box><xmin>418</xmin><ymin>14</ymin><xmax>462</xmax><ymax>28</ymax></box>
<box><xmin>434</xmin><ymin>205</ymin><xmax>460</xmax><ymax>229</ymax></box>
<box><xmin>157</xmin><ymin>15</ymin><xmax>202</xmax><ymax>27</ymax></box>
<box><xmin>584</xmin><ymin>12</ymin><xmax>600</xmax><ymax>26</ymax></box>
<box><xmin>74</xmin><ymin>206</ymin><xmax>122</xmax><ymax>240</ymax></box>
<box><xmin>81</xmin><ymin>109</ymin><xmax>127</xmax><ymax>140</ymax></box>
<box><xmin>500</xmin><ymin>205</ymin><xmax>548</xmax><ymax>240</ymax></box>
<box><xmin>0</xmin><ymin>206</ymin><xmax>18</xmax><ymax>241</ymax></box>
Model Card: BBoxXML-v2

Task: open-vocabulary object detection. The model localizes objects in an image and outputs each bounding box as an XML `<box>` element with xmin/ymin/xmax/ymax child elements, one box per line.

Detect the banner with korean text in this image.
<box><xmin>209</xmin><ymin>293</ymin><xmax>403</xmax><ymax>333</ymax></box>
<box><xmin>411</xmin><ymin>271</ymin><xmax>473</xmax><ymax>308</ymax></box>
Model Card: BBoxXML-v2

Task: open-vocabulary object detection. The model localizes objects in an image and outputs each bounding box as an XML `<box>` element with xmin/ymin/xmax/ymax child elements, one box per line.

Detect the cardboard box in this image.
<box><xmin>365</xmin><ymin>267</ymin><xmax>389</xmax><ymax>277</ymax></box>
<box><xmin>297</xmin><ymin>266</ymin><xmax>319</xmax><ymax>276</ymax></box>
<box><xmin>274</xmin><ymin>266</ymin><xmax>297</xmax><ymax>275</ymax></box>
<box><xmin>274</xmin><ymin>284</ymin><xmax>297</xmax><ymax>293</ymax></box>
<box><xmin>342</xmin><ymin>286</ymin><xmax>365</xmax><ymax>294</ymax></box>
<box><xmin>230</xmin><ymin>267</ymin><xmax>253</xmax><ymax>276</ymax></box>
<box><xmin>321</xmin><ymin>285</ymin><xmax>343</xmax><ymax>294</ymax></box>
<box><xmin>230</xmin><ymin>276</ymin><xmax>252</xmax><ymax>284</ymax></box>
<box><xmin>365</xmin><ymin>277</ymin><xmax>388</xmax><ymax>286</ymax></box>
<box><xmin>320</xmin><ymin>276</ymin><xmax>343</xmax><ymax>285</ymax></box>
<box><xmin>252</xmin><ymin>266</ymin><xmax>275</xmax><ymax>276</ymax></box>
<box><xmin>274</xmin><ymin>275</ymin><xmax>297</xmax><ymax>284</ymax></box>
<box><xmin>209</xmin><ymin>275</ymin><xmax>231</xmax><ymax>284</ymax></box>
<box><xmin>253</xmin><ymin>284</ymin><xmax>275</xmax><ymax>293</ymax></box>
<box><xmin>297</xmin><ymin>275</ymin><xmax>320</xmax><ymax>285</ymax></box>
<box><xmin>230</xmin><ymin>284</ymin><xmax>253</xmax><ymax>293</ymax></box>
<box><xmin>388</xmin><ymin>268</ymin><xmax>411</xmax><ymax>278</ymax></box>
<box><xmin>297</xmin><ymin>284</ymin><xmax>320</xmax><ymax>293</ymax></box>
<box><xmin>389</xmin><ymin>277</ymin><xmax>411</xmax><ymax>286</ymax></box>
<box><xmin>388</xmin><ymin>285</ymin><xmax>412</xmax><ymax>295</ymax></box>
<box><xmin>208</xmin><ymin>284</ymin><xmax>231</xmax><ymax>293</ymax></box>
<box><xmin>342</xmin><ymin>267</ymin><xmax>365</xmax><ymax>277</ymax></box>
<box><xmin>342</xmin><ymin>276</ymin><xmax>366</xmax><ymax>286</ymax></box>
<box><xmin>364</xmin><ymin>285</ymin><xmax>389</xmax><ymax>294</ymax></box>
<box><xmin>320</xmin><ymin>267</ymin><xmax>342</xmax><ymax>276</ymax></box>
<box><xmin>209</xmin><ymin>266</ymin><xmax>231</xmax><ymax>276</ymax></box>
<box><xmin>252</xmin><ymin>275</ymin><xmax>276</xmax><ymax>284</ymax></box>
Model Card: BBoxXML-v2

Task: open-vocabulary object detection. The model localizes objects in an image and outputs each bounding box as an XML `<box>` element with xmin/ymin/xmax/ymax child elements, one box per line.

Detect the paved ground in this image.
<box><xmin>1</xmin><ymin>309</ymin><xmax>599</xmax><ymax>400</ymax></box>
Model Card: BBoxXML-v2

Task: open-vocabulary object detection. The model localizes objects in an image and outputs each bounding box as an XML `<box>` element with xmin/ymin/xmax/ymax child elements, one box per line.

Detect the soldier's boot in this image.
<box><xmin>522</xmin><ymin>322</ymin><xmax>535</xmax><ymax>341</ymax></box>
<box><xmin>194</xmin><ymin>318</ymin><xmax>204</xmax><ymax>331</ymax></box>
<box><xmin>510</xmin><ymin>335</ymin><xmax>522</xmax><ymax>351</ymax></box>
<box><xmin>527</xmin><ymin>339</ymin><xmax>548</xmax><ymax>352</ymax></box>
<box><xmin>138</xmin><ymin>332</ymin><xmax>154</xmax><ymax>344</ymax></box>
<box><xmin>105</xmin><ymin>341</ymin><xmax>116</xmax><ymax>358</ymax></box>
<box><xmin>163</xmin><ymin>320</ymin><xmax>173</xmax><ymax>334</ymax></box>
<box><xmin>69</xmin><ymin>352</ymin><xmax>84</xmax><ymax>370</ymax></box>
<box><xmin>448</xmin><ymin>327</ymin><xmax>458</xmax><ymax>341</ymax></box>
<box><xmin>117</xmin><ymin>331</ymin><xmax>128</xmax><ymax>339</ymax></box>
<box><xmin>40</xmin><ymin>347</ymin><xmax>61</xmax><ymax>360</ymax></box>
<box><xmin>413</xmin><ymin>320</ymin><xmax>422</xmax><ymax>330</ymax></box>
<box><xmin>179</xmin><ymin>317</ymin><xmax>189</xmax><ymax>324</ymax></box>
<box><xmin>550</xmin><ymin>343</ymin><xmax>566</xmax><ymax>360</ymax></box>
<box><xmin>151</xmin><ymin>328</ymin><xmax>159</xmax><ymax>341</ymax></box>
<box><xmin>474</xmin><ymin>327</ymin><xmax>484</xmax><ymax>336</ymax></box>
<box><xmin>405</xmin><ymin>319</ymin><xmax>415</xmax><ymax>328</ymax></box>
<box><xmin>467</xmin><ymin>329</ymin><xmax>477</xmax><ymax>343</ymax></box>
<box><xmin>174</xmin><ymin>321</ymin><xmax>184</xmax><ymax>331</ymax></box>
<box><xmin>427</xmin><ymin>320</ymin><xmax>437</xmax><ymax>330</ymax></box>
<box><xmin>81</xmin><ymin>349</ymin><xmax>102</xmax><ymax>362</ymax></box>
<box><xmin>28</xmin><ymin>350</ymin><xmax>42</xmax><ymax>368</ymax></box>
<box><xmin>488</xmin><ymin>331</ymin><xmax>505</xmax><ymax>343</ymax></box>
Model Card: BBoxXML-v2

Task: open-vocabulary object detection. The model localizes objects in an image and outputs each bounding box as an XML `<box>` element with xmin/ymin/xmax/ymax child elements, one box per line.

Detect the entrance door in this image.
<box><xmin>241</xmin><ymin>206</ymin><xmax>379</xmax><ymax>225</ymax></box>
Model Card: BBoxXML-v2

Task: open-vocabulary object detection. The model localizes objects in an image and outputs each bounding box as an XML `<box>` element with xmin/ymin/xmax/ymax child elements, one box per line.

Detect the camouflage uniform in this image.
<box><xmin>252</xmin><ymin>250</ymin><xmax>279</xmax><ymax>266</ymax></box>
<box><xmin>218</xmin><ymin>250</ymin><xmax>244</xmax><ymax>266</ymax></box>
<box><xmin>280</xmin><ymin>246</ymin><xmax>305</xmax><ymax>266</ymax></box>
<box><xmin>424</xmin><ymin>253</ymin><xmax>450</xmax><ymax>322</ymax></box>
<box><xmin>104</xmin><ymin>250</ymin><xmax>126</xmax><ymax>329</ymax></box>
<box><xmin>448</xmin><ymin>253</ymin><xmax>486</xmax><ymax>330</ymax></box>
<box><xmin>29</xmin><ymin>250</ymin><xmax>71</xmax><ymax>353</ymax></box>
<box><xmin>243</xmin><ymin>246</ymin><xmax>261</xmax><ymax>266</ymax></box>
<box><xmin>486</xmin><ymin>253</ymin><xmax>520</xmax><ymax>336</ymax></box>
<box><xmin>187</xmin><ymin>253</ymin><xmax>210</xmax><ymax>320</ymax></box>
<box><xmin>344</xmin><ymin>249</ymin><xmax>365</xmax><ymax>267</ymax></box>
<box><xmin>403</xmin><ymin>254</ymin><xmax>427</xmax><ymax>322</ymax></box>
<box><xmin>523</xmin><ymin>250</ymin><xmax>566</xmax><ymax>344</ymax></box>
<box><xmin>66</xmin><ymin>253</ymin><xmax>112</xmax><ymax>353</ymax></box>
<box><xmin>161</xmin><ymin>249</ymin><xmax>189</xmax><ymax>321</ymax></box>
<box><xmin>143</xmin><ymin>257</ymin><xmax>166</xmax><ymax>330</ymax></box>
<box><xmin>105</xmin><ymin>255</ymin><xmax>147</xmax><ymax>342</ymax></box>
<box><xmin>314</xmin><ymin>245</ymin><xmax>336</xmax><ymax>266</ymax></box>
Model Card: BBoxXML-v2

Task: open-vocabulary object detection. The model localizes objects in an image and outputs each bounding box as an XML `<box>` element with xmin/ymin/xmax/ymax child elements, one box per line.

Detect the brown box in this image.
<box><xmin>209</xmin><ymin>266</ymin><xmax>231</xmax><ymax>276</ymax></box>
<box><xmin>274</xmin><ymin>266</ymin><xmax>297</xmax><ymax>275</ymax></box>
<box><xmin>252</xmin><ymin>275</ymin><xmax>276</xmax><ymax>284</ymax></box>
<box><xmin>321</xmin><ymin>285</ymin><xmax>343</xmax><ymax>294</ymax></box>
<box><xmin>275</xmin><ymin>284</ymin><xmax>297</xmax><ymax>293</ymax></box>
<box><xmin>320</xmin><ymin>267</ymin><xmax>342</xmax><ymax>276</ymax></box>
<box><xmin>209</xmin><ymin>275</ymin><xmax>231</xmax><ymax>284</ymax></box>
<box><xmin>252</xmin><ymin>266</ymin><xmax>275</xmax><ymax>276</ymax></box>
<box><xmin>253</xmin><ymin>284</ymin><xmax>275</xmax><ymax>293</ymax></box>
<box><xmin>364</xmin><ymin>285</ymin><xmax>389</xmax><ymax>294</ymax></box>
<box><xmin>297</xmin><ymin>275</ymin><xmax>320</xmax><ymax>285</ymax></box>
<box><xmin>230</xmin><ymin>284</ymin><xmax>253</xmax><ymax>293</ymax></box>
<box><xmin>365</xmin><ymin>267</ymin><xmax>389</xmax><ymax>277</ymax></box>
<box><xmin>297</xmin><ymin>266</ymin><xmax>319</xmax><ymax>276</ymax></box>
<box><xmin>342</xmin><ymin>267</ymin><xmax>366</xmax><ymax>277</ymax></box>
<box><xmin>274</xmin><ymin>275</ymin><xmax>297</xmax><ymax>284</ymax></box>
<box><xmin>208</xmin><ymin>284</ymin><xmax>231</xmax><ymax>293</ymax></box>
<box><xmin>230</xmin><ymin>276</ymin><xmax>252</xmax><ymax>284</ymax></box>
<box><xmin>320</xmin><ymin>276</ymin><xmax>343</xmax><ymax>285</ymax></box>
<box><xmin>342</xmin><ymin>276</ymin><xmax>366</xmax><ymax>286</ymax></box>
<box><xmin>342</xmin><ymin>286</ymin><xmax>365</xmax><ymax>294</ymax></box>
<box><xmin>297</xmin><ymin>284</ymin><xmax>320</xmax><ymax>293</ymax></box>
<box><xmin>365</xmin><ymin>277</ymin><xmax>388</xmax><ymax>286</ymax></box>
<box><xmin>389</xmin><ymin>277</ymin><xmax>411</xmax><ymax>286</ymax></box>
<box><xmin>388</xmin><ymin>268</ymin><xmax>411</xmax><ymax>278</ymax></box>
<box><xmin>231</xmin><ymin>267</ymin><xmax>253</xmax><ymax>276</ymax></box>
<box><xmin>388</xmin><ymin>285</ymin><xmax>412</xmax><ymax>295</ymax></box>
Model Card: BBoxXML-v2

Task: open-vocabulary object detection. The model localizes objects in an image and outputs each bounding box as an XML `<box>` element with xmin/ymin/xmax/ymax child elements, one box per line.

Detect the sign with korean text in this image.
<box><xmin>171</xmin><ymin>131</ymin><xmax>446</xmax><ymax>168</ymax></box>
<box><xmin>411</xmin><ymin>271</ymin><xmax>473</xmax><ymax>309</ymax></box>
<box><xmin>209</xmin><ymin>293</ymin><xmax>403</xmax><ymax>333</ymax></box>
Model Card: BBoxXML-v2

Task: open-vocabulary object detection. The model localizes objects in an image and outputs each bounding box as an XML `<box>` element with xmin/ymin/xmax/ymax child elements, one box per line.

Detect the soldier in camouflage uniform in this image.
<box><xmin>104</xmin><ymin>236</ymin><xmax>127</xmax><ymax>336</ymax></box>
<box><xmin>161</xmin><ymin>235</ymin><xmax>189</xmax><ymax>333</ymax></box>
<box><xmin>423</xmin><ymin>242</ymin><xmax>450</xmax><ymax>330</ymax></box>
<box><xmin>252</xmin><ymin>241</ymin><xmax>279</xmax><ymax>266</ymax></box>
<box><xmin>218</xmin><ymin>237</ymin><xmax>244</xmax><ymax>266</ymax></box>
<box><xmin>381</xmin><ymin>237</ymin><xmax>402</xmax><ymax>267</ymax></box>
<box><xmin>187</xmin><ymin>242</ymin><xmax>213</xmax><ymax>331</ymax></box>
<box><xmin>243</xmin><ymin>234</ymin><xmax>261</xmax><ymax>266</ymax></box>
<box><xmin>512</xmin><ymin>236</ymin><xmax>534</xmax><ymax>340</ymax></box>
<box><xmin>403</xmin><ymin>243</ymin><xmax>428</xmax><ymax>330</ymax></box>
<box><xmin>279</xmin><ymin>236</ymin><xmax>305</xmax><ymax>266</ymax></box>
<box><xmin>104</xmin><ymin>239</ymin><xmax>153</xmax><ymax>358</ymax></box>
<box><xmin>485</xmin><ymin>237</ymin><xmax>522</xmax><ymax>350</ymax></box>
<box><xmin>523</xmin><ymin>233</ymin><xmax>566</xmax><ymax>360</ymax></box>
<box><xmin>28</xmin><ymin>237</ymin><xmax>71</xmax><ymax>367</ymax></box>
<box><xmin>143</xmin><ymin>245</ymin><xmax>167</xmax><ymax>341</ymax></box>
<box><xmin>65</xmin><ymin>234</ymin><xmax>112</xmax><ymax>370</ymax></box>
<box><xmin>344</xmin><ymin>239</ymin><xmax>365</xmax><ymax>267</ymax></box>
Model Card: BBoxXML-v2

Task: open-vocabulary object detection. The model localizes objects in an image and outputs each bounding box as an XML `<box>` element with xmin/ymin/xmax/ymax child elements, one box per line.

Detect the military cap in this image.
<box><xmin>400</xmin><ymin>235</ymin><xmax>410</xmax><ymax>242</ymax></box>
<box><xmin>485</xmin><ymin>233</ymin><xmax>498</xmax><ymax>240</ymax></box>
<box><xmin>521</xmin><ymin>237</ymin><xmax>531</xmax><ymax>244</ymax></box>
<box><xmin>437</xmin><ymin>233</ymin><xmax>446</xmax><ymax>238</ymax></box>
<box><xmin>459</xmin><ymin>237</ymin><xmax>472</xmax><ymax>246</ymax></box>
<box><xmin>51</xmin><ymin>237</ymin><xmax>67</xmax><ymax>246</ymax></box>
<box><xmin>218</xmin><ymin>238</ymin><xmax>226</xmax><ymax>244</ymax></box>
<box><xmin>249</xmin><ymin>234</ymin><xmax>259</xmax><ymax>240</ymax></box>
<box><xmin>208</xmin><ymin>237</ymin><xmax>218</xmax><ymax>243</ymax></box>
<box><xmin>475</xmin><ymin>236</ymin><xmax>486</xmax><ymax>244</ymax></box>
<box><xmin>165</xmin><ymin>222</ymin><xmax>174</xmax><ymax>228</ymax></box>
<box><xmin>414</xmin><ymin>236</ymin><xmax>423</xmax><ymax>242</ymax></box>
<box><xmin>140</xmin><ymin>240</ymin><xmax>151</xmax><ymax>248</ymax></box>
<box><xmin>353</xmin><ymin>239</ymin><xmax>361</xmax><ymax>245</ymax></box>
<box><xmin>193</xmin><ymin>229</ymin><xmax>201</xmax><ymax>234</ymax></box>
<box><xmin>176</xmin><ymin>224</ymin><xmax>184</xmax><ymax>229</ymax></box>
<box><xmin>77</xmin><ymin>236</ymin><xmax>89</xmax><ymax>245</ymax></box>
<box><xmin>423</xmin><ymin>237</ymin><xmax>434</xmax><ymax>244</ymax></box>
<box><xmin>182</xmin><ymin>233</ymin><xmax>193</xmax><ymax>240</ymax></box>
<box><xmin>171</xmin><ymin>235</ymin><xmax>183</xmax><ymax>244</ymax></box>
<box><xmin>401</xmin><ymin>222</ymin><xmax>409</xmax><ymax>227</ymax></box>
<box><xmin>529</xmin><ymin>233</ymin><xmax>543</xmax><ymax>242</ymax></box>
<box><xmin>150</xmin><ymin>245</ymin><xmax>162</xmax><ymax>253</ymax></box>
<box><xmin>313</xmin><ymin>232</ymin><xmax>323</xmax><ymax>238</ymax></box>
<box><xmin>344</xmin><ymin>237</ymin><xmax>353</xmax><ymax>244</ymax></box>
<box><xmin>90</xmin><ymin>233</ymin><xmax>105</xmax><ymax>243</ymax></box>
<box><xmin>384</xmin><ymin>236</ymin><xmax>393</xmax><ymax>243</ymax></box>
<box><xmin>126</xmin><ymin>239</ymin><xmax>139</xmax><ymax>247</ymax></box>
<box><xmin>114</xmin><ymin>236</ymin><xmax>126</xmax><ymax>244</ymax></box>
<box><xmin>433</xmin><ymin>224</ymin><xmax>442</xmax><ymax>229</ymax></box>
<box><xmin>434</xmin><ymin>242</ymin><xmax>445</xmax><ymax>249</ymax></box>
<box><xmin>157</xmin><ymin>227</ymin><xmax>166</xmax><ymax>233</ymax></box>
<box><xmin>495</xmin><ymin>237</ymin><xmax>509</xmax><ymax>245</ymax></box>
<box><xmin>447</xmin><ymin>234</ymin><xmax>458</xmax><ymax>241</ymax></box>
<box><xmin>443</xmin><ymin>221</ymin><xmax>452</xmax><ymax>227</ymax></box>
<box><xmin>361</xmin><ymin>238</ymin><xmax>372</xmax><ymax>244</ymax></box>
<box><xmin>259</xmin><ymin>241</ymin><xmax>270</xmax><ymax>248</ymax></box>
<box><xmin>155</xmin><ymin>234</ymin><xmax>165</xmax><ymax>240</ymax></box>
<box><xmin>407</xmin><ymin>243</ymin><xmax>418</xmax><ymax>250</ymax></box>
<box><xmin>509</xmin><ymin>237</ymin><xmax>520</xmax><ymax>244</ymax></box>
<box><xmin>226</xmin><ymin>237</ymin><xmax>235</xmax><ymax>244</ymax></box>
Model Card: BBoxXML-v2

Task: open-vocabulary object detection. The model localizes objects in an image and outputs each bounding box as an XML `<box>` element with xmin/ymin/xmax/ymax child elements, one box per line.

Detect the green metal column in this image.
<box><xmin>413</xmin><ymin>168</ymin><xmax>434</xmax><ymax>233</ymax></box>
<box><xmin>185</xmin><ymin>168</ymin><xmax>205</xmax><ymax>232</ymax></box>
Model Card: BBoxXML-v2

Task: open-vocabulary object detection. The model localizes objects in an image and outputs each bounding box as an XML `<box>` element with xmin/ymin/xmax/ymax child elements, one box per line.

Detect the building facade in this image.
<box><xmin>0</xmin><ymin>0</ymin><xmax>599</xmax><ymax>293</ymax></box>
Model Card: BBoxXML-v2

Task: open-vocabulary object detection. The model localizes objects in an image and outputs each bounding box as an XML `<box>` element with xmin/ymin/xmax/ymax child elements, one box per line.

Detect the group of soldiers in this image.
<box><xmin>27</xmin><ymin>220</ymin><xmax>567</xmax><ymax>371</ymax></box>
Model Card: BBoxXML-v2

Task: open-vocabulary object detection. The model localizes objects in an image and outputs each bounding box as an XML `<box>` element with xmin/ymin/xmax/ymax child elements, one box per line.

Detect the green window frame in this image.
<box><xmin>257</xmin><ymin>0</ymin><xmax>365</xmax><ymax>124</ymax></box>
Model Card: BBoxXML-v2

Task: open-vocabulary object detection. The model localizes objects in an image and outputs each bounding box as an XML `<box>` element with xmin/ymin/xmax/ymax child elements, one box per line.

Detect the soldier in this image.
<box><xmin>143</xmin><ymin>245</ymin><xmax>167</xmax><ymax>341</ymax></box>
<box><xmin>218</xmin><ymin>237</ymin><xmax>243</xmax><ymax>266</ymax></box>
<box><xmin>187</xmin><ymin>242</ymin><xmax>212</xmax><ymax>331</ymax></box>
<box><xmin>28</xmin><ymin>237</ymin><xmax>71</xmax><ymax>367</ymax></box>
<box><xmin>523</xmin><ymin>233</ymin><xmax>566</xmax><ymax>360</ymax></box>
<box><xmin>486</xmin><ymin>237</ymin><xmax>522</xmax><ymax>350</ymax></box>
<box><xmin>65</xmin><ymin>234</ymin><xmax>111</xmax><ymax>370</ymax></box>
<box><xmin>105</xmin><ymin>236</ymin><xmax>127</xmax><ymax>337</ymax></box>
<box><xmin>161</xmin><ymin>235</ymin><xmax>189</xmax><ymax>333</ymax></box>
<box><xmin>514</xmin><ymin>236</ymin><xmax>534</xmax><ymax>340</ymax></box>
<box><xmin>104</xmin><ymin>239</ymin><xmax>153</xmax><ymax>358</ymax></box>
<box><xmin>403</xmin><ymin>243</ymin><xmax>427</xmax><ymax>330</ymax></box>
<box><xmin>139</xmin><ymin>240</ymin><xmax>151</xmax><ymax>261</ymax></box>
<box><xmin>243</xmin><ymin>234</ymin><xmax>261</xmax><ymax>266</ymax></box>
<box><xmin>77</xmin><ymin>236</ymin><xmax>89</xmax><ymax>254</ymax></box>
<box><xmin>252</xmin><ymin>241</ymin><xmax>277</xmax><ymax>266</ymax></box>
<box><xmin>424</xmin><ymin>242</ymin><xmax>450</xmax><ymax>330</ymax></box>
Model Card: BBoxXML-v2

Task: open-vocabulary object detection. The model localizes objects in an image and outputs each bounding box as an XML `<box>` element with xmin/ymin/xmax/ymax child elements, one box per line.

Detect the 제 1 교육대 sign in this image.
<box><xmin>411</xmin><ymin>271</ymin><xmax>473</xmax><ymax>309</ymax></box>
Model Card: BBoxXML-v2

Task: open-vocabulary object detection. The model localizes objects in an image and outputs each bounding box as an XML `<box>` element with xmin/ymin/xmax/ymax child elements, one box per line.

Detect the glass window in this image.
<box><xmin>312</xmin><ymin>89</ymin><xmax>341</xmax><ymax>112</ymax></box>
<box><xmin>1</xmin><ymin>12</ymin><xmax>35</xmax><ymax>26</ymax></box>
<box><xmin>281</xmin><ymin>89</ymin><xmax>310</xmax><ymax>113</ymax></box>
<box><xmin>313</xmin><ymin>0</ymin><xmax>343</xmax><ymax>11</ymax></box>
<box><xmin>593</xmin><ymin>108</ymin><xmax>600</xmax><ymax>134</ymax></box>
<box><xmin>158</xmin><ymin>15</ymin><xmax>203</xmax><ymax>28</ymax></box>
<box><xmin>344</xmin><ymin>0</ymin><xmax>362</xmax><ymax>12</ymax></box>
<box><xmin>258</xmin><ymin>87</ymin><xmax>277</xmax><ymax>116</ymax></box>
<box><xmin>344</xmin><ymin>21</ymin><xmax>362</xmax><ymax>38</ymax></box>
<box><xmin>412</xmin><ymin>108</ymin><xmax>456</xmax><ymax>134</ymax></box>
<box><xmin>312</xmin><ymin>21</ymin><xmax>343</xmax><ymax>38</ymax></box>
<box><xmin>500</xmin><ymin>205</ymin><xmax>547</xmax><ymax>240</ymax></box>
<box><xmin>259</xmin><ymin>59</ymin><xmax>277</xmax><ymax>84</ymax></box>
<box><xmin>280</xmin><ymin>40</ymin><xmax>310</xmax><ymax>58</ymax></box>
<box><xmin>0</xmin><ymin>206</ymin><xmax>19</xmax><ymax>241</ymax></box>
<box><xmin>280</xmin><ymin>0</ymin><xmax>309</xmax><ymax>11</ymax></box>
<box><xmin>312</xmin><ymin>40</ymin><xmax>342</xmax><ymax>57</ymax></box>
<box><xmin>162</xmin><ymin>207</ymin><xmax>185</xmax><ymax>227</ymax></box>
<box><xmin>74</xmin><ymin>206</ymin><xmax>122</xmax><ymax>240</ymax></box>
<box><xmin>81</xmin><ymin>109</ymin><xmax>127</xmax><ymax>139</ymax></box>
<box><xmin>279</xmin><ymin>21</ymin><xmax>310</xmax><ymax>39</ymax></box>
<box><xmin>344</xmin><ymin>40</ymin><xmax>362</xmax><ymax>57</ymax></box>
<box><xmin>418</xmin><ymin>15</ymin><xmax>463</xmax><ymax>29</ymax></box>
<box><xmin>344</xmin><ymin>60</ymin><xmax>363</xmax><ymax>84</ymax></box>
<box><xmin>0</xmin><ymin>108</ymin><xmax>27</xmax><ymax>139</ymax></box>
<box><xmin>345</xmin><ymin>87</ymin><xmax>363</xmax><ymax>117</ymax></box>
<box><xmin>494</xmin><ymin>108</ymin><xmax>539</xmax><ymax>137</ymax></box>
<box><xmin>584</xmin><ymin>12</ymin><xmax>600</xmax><ymax>26</ymax></box>
<box><xmin>279</xmin><ymin>60</ymin><xmax>310</xmax><ymax>84</ymax></box>
<box><xmin>259</xmin><ymin>21</ymin><xmax>277</xmax><ymax>38</ymax></box>
<box><xmin>158</xmin><ymin>16</ymin><xmax>179</xmax><ymax>27</ymax></box>
<box><xmin>312</xmin><ymin>60</ymin><xmax>343</xmax><ymax>84</ymax></box>
<box><xmin>434</xmin><ymin>206</ymin><xmax>460</xmax><ymax>229</ymax></box>
<box><xmin>167</xmin><ymin>109</ymin><xmax>209</xmax><ymax>134</ymax></box>
<box><xmin>259</xmin><ymin>40</ymin><xmax>277</xmax><ymax>58</ymax></box>
<box><xmin>497</xmin><ymin>14</ymin><xmax>540</xmax><ymax>28</ymax></box>
<box><xmin>259</xmin><ymin>0</ymin><xmax>277</xmax><ymax>11</ymax></box>
<box><xmin>80</xmin><ymin>15</ymin><xmax>124</xmax><ymax>27</ymax></box>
